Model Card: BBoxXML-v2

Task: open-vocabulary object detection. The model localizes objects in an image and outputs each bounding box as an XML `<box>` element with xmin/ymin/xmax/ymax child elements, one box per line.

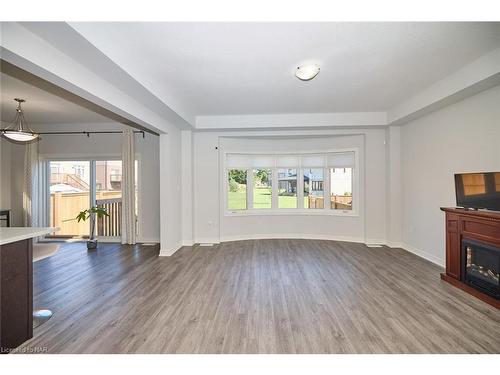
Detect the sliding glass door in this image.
<box><xmin>47</xmin><ymin>158</ymin><xmax>137</xmax><ymax>240</ymax></box>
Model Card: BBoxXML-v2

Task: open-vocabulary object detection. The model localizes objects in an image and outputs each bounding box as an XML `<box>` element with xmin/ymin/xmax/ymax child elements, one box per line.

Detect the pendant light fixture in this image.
<box><xmin>1</xmin><ymin>98</ymin><xmax>39</xmax><ymax>142</ymax></box>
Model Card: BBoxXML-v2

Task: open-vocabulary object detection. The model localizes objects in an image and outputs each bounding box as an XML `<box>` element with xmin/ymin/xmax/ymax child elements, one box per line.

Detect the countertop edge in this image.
<box><xmin>0</xmin><ymin>227</ymin><xmax>59</xmax><ymax>246</ymax></box>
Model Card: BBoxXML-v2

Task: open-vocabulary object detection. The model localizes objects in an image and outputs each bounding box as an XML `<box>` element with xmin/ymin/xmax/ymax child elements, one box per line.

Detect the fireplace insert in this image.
<box><xmin>461</xmin><ymin>239</ymin><xmax>500</xmax><ymax>299</ymax></box>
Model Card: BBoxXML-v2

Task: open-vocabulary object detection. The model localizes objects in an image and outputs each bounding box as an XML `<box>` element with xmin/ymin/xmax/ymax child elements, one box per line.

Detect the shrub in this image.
<box><xmin>229</xmin><ymin>179</ymin><xmax>239</xmax><ymax>192</ymax></box>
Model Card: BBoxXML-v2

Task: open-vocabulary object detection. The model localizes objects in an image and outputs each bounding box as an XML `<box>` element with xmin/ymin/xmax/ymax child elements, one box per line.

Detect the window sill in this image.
<box><xmin>224</xmin><ymin>209</ymin><xmax>358</xmax><ymax>217</ymax></box>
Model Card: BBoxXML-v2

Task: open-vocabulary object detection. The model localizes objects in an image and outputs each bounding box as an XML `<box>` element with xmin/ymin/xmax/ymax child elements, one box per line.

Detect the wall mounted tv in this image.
<box><xmin>455</xmin><ymin>172</ymin><xmax>500</xmax><ymax>211</ymax></box>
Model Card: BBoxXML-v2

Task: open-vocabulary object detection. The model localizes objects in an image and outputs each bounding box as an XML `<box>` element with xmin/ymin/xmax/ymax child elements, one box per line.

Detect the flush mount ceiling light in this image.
<box><xmin>295</xmin><ymin>64</ymin><xmax>320</xmax><ymax>81</ymax></box>
<box><xmin>1</xmin><ymin>98</ymin><xmax>39</xmax><ymax>142</ymax></box>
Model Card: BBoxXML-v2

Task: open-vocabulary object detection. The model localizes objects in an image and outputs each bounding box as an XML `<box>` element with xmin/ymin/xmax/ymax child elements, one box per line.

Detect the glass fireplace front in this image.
<box><xmin>461</xmin><ymin>238</ymin><xmax>500</xmax><ymax>299</ymax></box>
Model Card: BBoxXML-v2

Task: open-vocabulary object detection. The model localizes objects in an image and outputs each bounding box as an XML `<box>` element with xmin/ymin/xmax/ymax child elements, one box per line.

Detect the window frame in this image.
<box><xmin>223</xmin><ymin>149</ymin><xmax>359</xmax><ymax>217</ymax></box>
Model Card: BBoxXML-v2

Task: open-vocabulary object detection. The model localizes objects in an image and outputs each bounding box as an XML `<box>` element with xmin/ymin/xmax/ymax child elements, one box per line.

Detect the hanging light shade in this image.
<box><xmin>1</xmin><ymin>98</ymin><xmax>39</xmax><ymax>142</ymax></box>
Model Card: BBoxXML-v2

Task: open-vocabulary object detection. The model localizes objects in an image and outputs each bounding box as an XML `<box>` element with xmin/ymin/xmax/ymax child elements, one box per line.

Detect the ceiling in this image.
<box><xmin>0</xmin><ymin>61</ymin><xmax>141</xmax><ymax>127</ymax></box>
<box><xmin>70</xmin><ymin>22</ymin><xmax>500</xmax><ymax>119</ymax></box>
<box><xmin>0</xmin><ymin>68</ymin><xmax>116</xmax><ymax>125</ymax></box>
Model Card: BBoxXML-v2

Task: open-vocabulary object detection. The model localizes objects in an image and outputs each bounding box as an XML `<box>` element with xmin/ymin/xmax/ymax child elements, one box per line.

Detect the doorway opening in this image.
<box><xmin>47</xmin><ymin>159</ymin><xmax>137</xmax><ymax>240</ymax></box>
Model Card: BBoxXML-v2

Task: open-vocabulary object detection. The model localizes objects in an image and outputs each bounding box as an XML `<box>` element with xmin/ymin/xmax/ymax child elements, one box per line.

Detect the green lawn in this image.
<box><xmin>228</xmin><ymin>188</ymin><xmax>248</xmax><ymax>210</ymax></box>
<box><xmin>228</xmin><ymin>187</ymin><xmax>298</xmax><ymax>210</ymax></box>
<box><xmin>254</xmin><ymin>187</ymin><xmax>272</xmax><ymax>209</ymax></box>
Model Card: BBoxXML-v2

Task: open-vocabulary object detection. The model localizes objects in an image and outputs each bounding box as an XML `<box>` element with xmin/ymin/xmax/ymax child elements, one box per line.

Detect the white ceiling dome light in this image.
<box><xmin>295</xmin><ymin>64</ymin><xmax>320</xmax><ymax>81</ymax></box>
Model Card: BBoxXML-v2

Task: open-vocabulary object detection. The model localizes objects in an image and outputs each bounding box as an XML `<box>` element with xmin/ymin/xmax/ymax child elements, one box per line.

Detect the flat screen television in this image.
<box><xmin>454</xmin><ymin>172</ymin><xmax>500</xmax><ymax>211</ymax></box>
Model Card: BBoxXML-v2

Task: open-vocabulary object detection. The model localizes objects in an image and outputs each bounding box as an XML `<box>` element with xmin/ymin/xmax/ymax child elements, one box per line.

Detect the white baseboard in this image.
<box><xmin>385</xmin><ymin>241</ymin><xmax>404</xmax><ymax>248</ymax></box>
<box><xmin>159</xmin><ymin>241</ymin><xmax>183</xmax><ymax>257</ymax></box>
<box><xmin>220</xmin><ymin>233</ymin><xmax>365</xmax><ymax>244</ymax></box>
<box><xmin>365</xmin><ymin>238</ymin><xmax>387</xmax><ymax>246</ymax></box>
<box><xmin>399</xmin><ymin>242</ymin><xmax>445</xmax><ymax>268</ymax></box>
<box><xmin>138</xmin><ymin>237</ymin><xmax>160</xmax><ymax>244</ymax></box>
<box><xmin>194</xmin><ymin>238</ymin><xmax>221</xmax><ymax>245</ymax></box>
<box><xmin>182</xmin><ymin>240</ymin><xmax>194</xmax><ymax>246</ymax></box>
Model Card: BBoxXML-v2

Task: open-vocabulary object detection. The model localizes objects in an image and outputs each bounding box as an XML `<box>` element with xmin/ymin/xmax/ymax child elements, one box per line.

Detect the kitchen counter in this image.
<box><xmin>0</xmin><ymin>227</ymin><xmax>57</xmax><ymax>246</ymax></box>
<box><xmin>0</xmin><ymin>226</ymin><xmax>58</xmax><ymax>352</ymax></box>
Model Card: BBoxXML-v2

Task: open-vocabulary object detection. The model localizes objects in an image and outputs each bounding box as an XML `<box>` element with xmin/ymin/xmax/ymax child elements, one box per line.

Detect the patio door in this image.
<box><xmin>47</xmin><ymin>158</ymin><xmax>136</xmax><ymax>240</ymax></box>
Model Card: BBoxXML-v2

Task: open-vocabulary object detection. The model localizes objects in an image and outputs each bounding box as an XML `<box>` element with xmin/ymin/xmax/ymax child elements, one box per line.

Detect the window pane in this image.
<box><xmin>96</xmin><ymin>161</ymin><xmax>123</xmax><ymax>237</ymax></box>
<box><xmin>49</xmin><ymin>161</ymin><xmax>90</xmax><ymax>237</ymax></box>
<box><xmin>330</xmin><ymin>168</ymin><xmax>353</xmax><ymax>210</ymax></box>
<box><xmin>253</xmin><ymin>169</ymin><xmax>272</xmax><ymax>209</ymax></box>
<box><xmin>304</xmin><ymin>168</ymin><xmax>324</xmax><ymax>209</ymax></box>
<box><xmin>228</xmin><ymin>169</ymin><xmax>247</xmax><ymax>210</ymax></box>
<box><xmin>278</xmin><ymin>168</ymin><xmax>297</xmax><ymax>208</ymax></box>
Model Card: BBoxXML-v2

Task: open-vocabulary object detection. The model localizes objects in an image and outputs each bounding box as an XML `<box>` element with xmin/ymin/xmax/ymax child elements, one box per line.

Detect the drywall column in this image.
<box><xmin>385</xmin><ymin>125</ymin><xmax>403</xmax><ymax>247</ymax></box>
<box><xmin>159</xmin><ymin>130</ymin><xmax>183</xmax><ymax>256</ymax></box>
<box><xmin>181</xmin><ymin>130</ymin><xmax>194</xmax><ymax>246</ymax></box>
<box><xmin>0</xmin><ymin>139</ymin><xmax>12</xmax><ymax>210</ymax></box>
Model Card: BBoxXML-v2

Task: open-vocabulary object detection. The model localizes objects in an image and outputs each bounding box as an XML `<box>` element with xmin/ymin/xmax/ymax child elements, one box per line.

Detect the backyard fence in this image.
<box><xmin>49</xmin><ymin>191</ymin><xmax>122</xmax><ymax>237</ymax></box>
<box><xmin>307</xmin><ymin>195</ymin><xmax>352</xmax><ymax>210</ymax></box>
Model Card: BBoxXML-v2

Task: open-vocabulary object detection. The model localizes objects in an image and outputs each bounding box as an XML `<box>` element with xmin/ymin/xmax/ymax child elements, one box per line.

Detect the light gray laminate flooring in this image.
<box><xmin>19</xmin><ymin>239</ymin><xmax>500</xmax><ymax>353</ymax></box>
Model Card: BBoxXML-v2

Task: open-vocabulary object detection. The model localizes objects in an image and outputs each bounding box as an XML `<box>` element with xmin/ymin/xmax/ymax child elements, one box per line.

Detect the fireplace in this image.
<box><xmin>461</xmin><ymin>239</ymin><xmax>500</xmax><ymax>299</ymax></box>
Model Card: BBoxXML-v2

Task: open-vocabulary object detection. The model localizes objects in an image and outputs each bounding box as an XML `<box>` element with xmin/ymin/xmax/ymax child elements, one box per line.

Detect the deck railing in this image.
<box><xmin>96</xmin><ymin>198</ymin><xmax>122</xmax><ymax>237</ymax></box>
<box><xmin>49</xmin><ymin>191</ymin><xmax>122</xmax><ymax>237</ymax></box>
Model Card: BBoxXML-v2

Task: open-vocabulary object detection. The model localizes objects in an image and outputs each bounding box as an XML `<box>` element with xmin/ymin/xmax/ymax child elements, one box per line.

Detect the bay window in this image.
<box><xmin>225</xmin><ymin>150</ymin><xmax>356</xmax><ymax>215</ymax></box>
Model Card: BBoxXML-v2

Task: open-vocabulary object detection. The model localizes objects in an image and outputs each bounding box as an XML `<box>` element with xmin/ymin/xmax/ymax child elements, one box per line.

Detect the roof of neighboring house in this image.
<box><xmin>50</xmin><ymin>184</ymin><xmax>84</xmax><ymax>193</ymax></box>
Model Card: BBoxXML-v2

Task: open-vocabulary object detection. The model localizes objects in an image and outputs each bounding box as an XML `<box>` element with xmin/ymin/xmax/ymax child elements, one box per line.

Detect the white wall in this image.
<box><xmin>400</xmin><ymin>85</ymin><xmax>500</xmax><ymax>266</ymax></box>
<box><xmin>1</xmin><ymin>140</ymin><xmax>25</xmax><ymax>226</ymax></box>
<box><xmin>0</xmin><ymin>138</ymin><xmax>12</xmax><ymax>210</ymax></box>
<box><xmin>385</xmin><ymin>126</ymin><xmax>403</xmax><ymax>246</ymax></box>
<box><xmin>28</xmin><ymin>122</ymin><xmax>160</xmax><ymax>241</ymax></box>
<box><xmin>159</xmin><ymin>128</ymin><xmax>183</xmax><ymax>255</ymax></box>
<box><xmin>192</xmin><ymin>128</ymin><xmax>387</xmax><ymax>244</ymax></box>
<box><xmin>181</xmin><ymin>130</ymin><xmax>194</xmax><ymax>246</ymax></box>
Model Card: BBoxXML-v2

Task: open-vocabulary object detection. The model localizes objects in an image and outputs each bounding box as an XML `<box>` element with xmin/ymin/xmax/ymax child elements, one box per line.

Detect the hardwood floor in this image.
<box><xmin>18</xmin><ymin>239</ymin><xmax>500</xmax><ymax>353</ymax></box>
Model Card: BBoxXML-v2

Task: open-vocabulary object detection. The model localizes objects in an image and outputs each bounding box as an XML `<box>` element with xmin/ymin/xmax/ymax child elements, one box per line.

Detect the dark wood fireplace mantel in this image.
<box><xmin>440</xmin><ymin>207</ymin><xmax>500</xmax><ymax>309</ymax></box>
